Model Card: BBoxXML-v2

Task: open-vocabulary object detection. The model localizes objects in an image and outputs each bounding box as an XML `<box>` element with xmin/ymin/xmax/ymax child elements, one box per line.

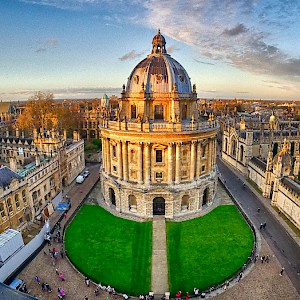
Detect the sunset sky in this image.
<box><xmin>1</xmin><ymin>0</ymin><xmax>300</xmax><ymax>101</ymax></box>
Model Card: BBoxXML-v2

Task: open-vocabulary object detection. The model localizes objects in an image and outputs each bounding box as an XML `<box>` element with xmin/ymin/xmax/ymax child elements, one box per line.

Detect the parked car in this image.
<box><xmin>76</xmin><ymin>175</ymin><xmax>84</xmax><ymax>184</ymax></box>
<box><xmin>9</xmin><ymin>278</ymin><xmax>26</xmax><ymax>292</ymax></box>
<box><xmin>83</xmin><ymin>170</ymin><xmax>89</xmax><ymax>178</ymax></box>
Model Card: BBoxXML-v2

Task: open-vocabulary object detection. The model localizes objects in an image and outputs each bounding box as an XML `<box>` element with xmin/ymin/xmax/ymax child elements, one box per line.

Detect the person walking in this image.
<box><xmin>280</xmin><ymin>267</ymin><xmax>285</xmax><ymax>276</ymax></box>
<box><xmin>85</xmin><ymin>277</ymin><xmax>90</xmax><ymax>287</ymax></box>
<box><xmin>59</xmin><ymin>273</ymin><xmax>65</xmax><ymax>281</ymax></box>
<box><xmin>35</xmin><ymin>276</ymin><xmax>41</xmax><ymax>285</ymax></box>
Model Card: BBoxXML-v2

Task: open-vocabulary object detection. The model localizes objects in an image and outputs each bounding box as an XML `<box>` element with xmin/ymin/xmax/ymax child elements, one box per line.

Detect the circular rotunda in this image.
<box><xmin>100</xmin><ymin>30</ymin><xmax>218</xmax><ymax>218</ymax></box>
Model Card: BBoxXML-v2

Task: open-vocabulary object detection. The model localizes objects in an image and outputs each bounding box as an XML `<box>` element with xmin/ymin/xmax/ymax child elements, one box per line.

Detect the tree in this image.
<box><xmin>16</xmin><ymin>92</ymin><xmax>81</xmax><ymax>135</ymax></box>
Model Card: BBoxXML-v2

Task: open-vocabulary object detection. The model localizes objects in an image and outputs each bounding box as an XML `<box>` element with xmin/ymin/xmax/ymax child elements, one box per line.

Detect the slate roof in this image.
<box><xmin>250</xmin><ymin>157</ymin><xmax>267</xmax><ymax>171</ymax></box>
<box><xmin>281</xmin><ymin>177</ymin><xmax>300</xmax><ymax>195</ymax></box>
<box><xmin>0</xmin><ymin>282</ymin><xmax>37</xmax><ymax>300</ymax></box>
<box><xmin>0</xmin><ymin>166</ymin><xmax>22</xmax><ymax>188</ymax></box>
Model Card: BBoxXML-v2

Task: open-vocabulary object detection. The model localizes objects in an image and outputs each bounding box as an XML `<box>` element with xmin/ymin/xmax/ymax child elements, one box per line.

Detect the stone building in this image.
<box><xmin>222</xmin><ymin>114</ymin><xmax>300</xmax><ymax>229</ymax></box>
<box><xmin>100</xmin><ymin>30</ymin><xmax>218</xmax><ymax>219</ymax></box>
<box><xmin>0</xmin><ymin>128</ymin><xmax>85</xmax><ymax>233</ymax></box>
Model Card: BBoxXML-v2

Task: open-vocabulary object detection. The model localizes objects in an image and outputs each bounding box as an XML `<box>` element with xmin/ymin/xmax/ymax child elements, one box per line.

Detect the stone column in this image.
<box><xmin>175</xmin><ymin>142</ymin><xmax>181</xmax><ymax>184</ymax></box>
<box><xmin>117</xmin><ymin>141</ymin><xmax>123</xmax><ymax>178</ymax></box>
<box><xmin>196</xmin><ymin>141</ymin><xmax>201</xmax><ymax>177</ymax></box>
<box><xmin>190</xmin><ymin>141</ymin><xmax>196</xmax><ymax>180</ymax></box>
<box><xmin>137</xmin><ymin>143</ymin><xmax>143</xmax><ymax>184</ymax></box>
<box><xmin>122</xmin><ymin>141</ymin><xmax>128</xmax><ymax>181</ymax></box>
<box><xmin>168</xmin><ymin>143</ymin><xmax>173</xmax><ymax>183</ymax></box>
<box><xmin>107</xmin><ymin>139</ymin><xmax>111</xmax><ymax>174</ymax></box>
<box><xmin>102</xmin><ymin>138</ymin><xmax>107</xmax><ymax>171</ymax></box>
<box><xmin>145</xmin><ymin>143</ymin><xmax>151</xmax><ymax>185</ymax></box>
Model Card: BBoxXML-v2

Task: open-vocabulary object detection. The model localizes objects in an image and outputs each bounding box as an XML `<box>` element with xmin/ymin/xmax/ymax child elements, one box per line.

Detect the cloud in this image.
<box><xmin>166</xmin><ymin>45</ymin><xmax>179</xmax><ymax>54</ymax></box>
<box><xmin>141</xmin><ymin>0</ymin><xmax>300</xmax><ymax>80</ymax></box>
<box><xmin>47</xmin><ymin>38</ymin><xmax>58</xmax><ymax>46</ymax></box>
<box><xmin>34</xmin><ymin>38</ymin><xmax>58</xmax><ymax>53</ymax></box>
<box><xmin>194</xmin><ymin>59</ymin><xmax>215</xmax><ymax>66</ymax></box>
<box><xmin>35</xmin><ymin>47</ymin><xmax>47</xmax><ymax>53</ymax></box>
<box><xmin>119</xmin><ymin>50</ymin><xmax>145</xmax><ymax>61</ymax></box>
<box><xmin>222</xmin><ymin>24</ymin><xmax>248</xmax><ymax>36</ymax></box>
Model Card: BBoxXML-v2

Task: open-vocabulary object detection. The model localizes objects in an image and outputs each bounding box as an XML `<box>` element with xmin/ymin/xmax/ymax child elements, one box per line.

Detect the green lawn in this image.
<box><xmin>167</xmin><ymin>205</ymin><xmax>254</xmax><ymax>295</ymax></box>
<box><xmin>65</xmin><ymin>204</ymin><xmax>152</xmax><ymax>295</ymax></box>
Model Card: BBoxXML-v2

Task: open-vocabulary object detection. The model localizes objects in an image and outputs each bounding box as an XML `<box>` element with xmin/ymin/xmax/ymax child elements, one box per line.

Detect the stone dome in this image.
<box><xmin>126</xmin><ymin>30</ymin><xmax>192</xmax><ymax>95</ymax></box>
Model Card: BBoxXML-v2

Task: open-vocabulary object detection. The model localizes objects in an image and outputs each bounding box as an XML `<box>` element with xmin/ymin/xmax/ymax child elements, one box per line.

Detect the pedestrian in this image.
<box><xmin>193</xmin><ymin>288</ymin><xmax>199</xmax><ymax>297</ymax></box>
<box><xmin>60</xmin><ymin>250</ymin><xmax>64</xmax><ymax>259</ymax></box>
<box><xmin>261</xmin><ymin>255</ymin><xmax>265</xmax><ymax>263</ymax></box>
<box><xmin>280</xmin><ymin>267</ymin><xmax>285</xmax><ymax>276</ymax></box>
<box><xmin>185</xmin><ymin>292</ymin><xmax>189</xmax><ymax>300</ymax></box>
<box><xmin>56</xmin><ymin>268</ymin><xmax>59</xmax><ymax>275</ymax></box>
<box><xmin>42</xmin><ymin>283</ymin><xmax>46</xmax><ymax>291</ymax></box>
<box><xmin>257</xmin><ymin>207</ymin><xmax>260</xmax><ymax>213</ymax></box>
<box><xmin>263</xmin><ymin>222</ymin><xmax>267</xmax><ymax>229</ymax></box>
<box><xmin>254</xmin><ymin>255</ymin><xmax>258</xmax><ymax>263</ymax></box>
<box><xmin>85</xmin><ymin>296</ymin><xmax>88</xmax><ymax>300</ymax></box>
<box><xmin>95</xmin><ymin>288</ymin><xmax>100</xmax><ymax>296</ymax></box>
<box><xmin>85</xmin><ymin>277</ymin><xmax>90</xmax><ymax>287</ymax></box>
<box><xmin>237</xmin><ymin>272</ymin><xmax>243</xmax><ymax>282</ymax></box>
<box><xmin>265</xmin><ymin>255</ymin><xmax>270</xmax><ymax>263</ymax></box>
<box><xmin>43</xmin><ymin>250</ymin><xmax>47</xmax><ymax>255</ymax></box>
<box><xmin>242</xmin><ymin>263</ymin><xmax>246</xmax><ymax>271</ymax></box>
<box><xmin>35</xmin><ymin>276</ymin><xmax>41</xmax><ymax>285</ymax></box>
<box><xmin>260</xmin><ymin>223</ymin><xmax>263</xmax><ymax>230</ymax></box>
<box><xmin>64</xmin><ymin>212</ymin><xmax>67</xmax><ymax>218</ymax></box>
<box><xmin>59</xmin><ymin>273</ymin><xmax>65</xmax><ymax>281</ymax></box>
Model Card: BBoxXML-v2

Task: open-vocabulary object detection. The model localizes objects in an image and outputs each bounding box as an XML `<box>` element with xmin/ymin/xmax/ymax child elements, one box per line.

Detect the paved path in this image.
<box><xmin>151</xmin><ymin>216</ymin><xmax>169</xmax><ymax>295</ymax></box>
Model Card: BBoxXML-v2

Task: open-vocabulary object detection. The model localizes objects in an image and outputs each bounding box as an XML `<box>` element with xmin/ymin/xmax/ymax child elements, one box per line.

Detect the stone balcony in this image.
<box><xmin>100</xmin><ymin>119</ymin><xmax>218</xmax><ymax>133</ymax></box>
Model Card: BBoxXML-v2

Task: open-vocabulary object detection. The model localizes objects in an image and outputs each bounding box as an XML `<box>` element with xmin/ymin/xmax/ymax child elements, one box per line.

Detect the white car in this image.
<box><xmin>76</xmin><ymin>175</ymin><xmax>84</xmax><ymax>184</ymax></box>
<box><xmin>83</xmin><ymin>170</ymin><xmax>89</xmax><ymax>178</ymax></box>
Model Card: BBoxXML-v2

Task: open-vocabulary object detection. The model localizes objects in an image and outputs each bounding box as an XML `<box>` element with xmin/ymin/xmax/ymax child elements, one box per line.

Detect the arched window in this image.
<box><xmin>240</xmin><ymin>145</ymin><xmax>244</xmax><ymax>162</ymax></box>
<box><xmin>231</xmin><ymin>139</ymin><xmax>237</xmax><ymax>157</ymax></box>
<box><xmin>202</xmin><ymin>188</ymin><xmax>208</xmax><ymax>207</ymax></box>
<box><xmin>129</xmin><ymin>195</ymin><xmax>137</xmax><ymax>211</ymax></box>
<box><xmin>7</xmin><ymin>198</ymin><xmax>13</xmax><ymax>213</ymax></box>
<box><xmin>109</xmin><ymin>188</ymin><xmax>116</xmax><ymax>206</ymax></box>
<box><xmin>224</xmin><ymin>138</ymin><xmax>228</xmax><ymax>153</ymax></box>
<box><xmin>202</xmin><ymin>145</ymin><xmax>206</xmax><ymax>158</ymax></box>
<box><xmin>181</xmin><ymin>195</ymin><xmax>189</xmax><ymax>211</ymax></box>
<box><xmin>273</xmin><ymin>143</ymin><xmax>278</xmax><ymax>157</ymax></box>
<box><xmin>291</xmin><ymin>142</ymin><xmax>295</xmax><ymax>156</ymax></box>
<box><xmin>22</xmin><ymin>190</ymin><xmax>27</xmax><ymax>203</ymax></box>
<box><xmin>0</xmin><ymin>203</ymin><xmax>6</xmax><ymax>218</ymax></box>
<box><xmin>15</xmin><ymin>194</ymin><xmax>20</xmax><ymax>209</ymax></box>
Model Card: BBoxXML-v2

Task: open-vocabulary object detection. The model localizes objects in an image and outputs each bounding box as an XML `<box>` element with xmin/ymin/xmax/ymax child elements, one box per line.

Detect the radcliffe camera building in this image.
<box><xmin>100</xmin><ymin>30</ymin><xmax>218</xmax><ymax>218</ymax></box>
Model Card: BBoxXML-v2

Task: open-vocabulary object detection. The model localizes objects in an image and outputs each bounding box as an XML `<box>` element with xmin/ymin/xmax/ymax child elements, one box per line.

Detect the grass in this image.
<box><xmin>167</xmin><ymin>205</ymin><xmax>254</xmax><ymax>295</ymax></box>
<box><xmin>65</xmin><ymin>204</ymin><xmax>152</xmax><ymax>295</ymax></box>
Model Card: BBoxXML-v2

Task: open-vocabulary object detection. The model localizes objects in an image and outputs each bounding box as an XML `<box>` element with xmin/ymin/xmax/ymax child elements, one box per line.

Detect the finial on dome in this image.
<box><xmin>152</xmin><ymin>29</ymin><xmax>166</xmax><ymax>54</ymax></box>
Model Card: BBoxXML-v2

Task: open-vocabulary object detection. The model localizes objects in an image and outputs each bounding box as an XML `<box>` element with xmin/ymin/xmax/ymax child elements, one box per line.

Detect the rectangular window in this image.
<box><xmin>156</xmin><ymin>150</ymin><xmax>163</xmax><ymax>163</ymax></box>
<box><xmin>113</xmin><ymin>165</ymin><xmax>117</xmax><ymax>172</ymax></box>
<box><xmin>7</xmin><ymin>199</ymin><xmax>13</xmax><ymax>213</ymax></box>
<box><xmin>202</xmin><ymin>165</ymin><xmax>206</xmax><ymax>172</ymax></box>
<box><xmin>154</xmin><ymin>105</ymin><xmax>164</xmax><ymax>120</ymax></box>
<box><xmin>155</xmin><ymin>172</ymin><xmax>163</xmax><ymax>179</ymax></box>
<box><xmin>112</xmin><ymin>145</ymin><xmax>117</xmax><ymax>157</ymax></box>
<box><xmin>19</xmin><ymin>217</ymin><xmax>23</xmax><ymax>224</ymax></box>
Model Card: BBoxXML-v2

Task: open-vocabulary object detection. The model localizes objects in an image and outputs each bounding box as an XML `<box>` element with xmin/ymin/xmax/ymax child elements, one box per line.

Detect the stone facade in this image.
<box><xmin>0</xmin><ymin>128</ymin><xmax>85</xmax><ymax>233</ymax></box>
<box><xmin>222</xmin><ymin>115</ymin><xmax>300</xmax><ymax>229</ymax></box>
<box><xmin>100</xmin><ymin>31</ymin><xmax>218</xmax><ymax>219</ymax></box>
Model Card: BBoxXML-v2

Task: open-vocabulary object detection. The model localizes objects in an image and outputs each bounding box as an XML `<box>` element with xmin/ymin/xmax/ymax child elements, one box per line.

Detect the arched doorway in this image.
<box><xmin>153</xmin><ymin>197</ymin><xmax>165</xmax><ymax>215</ymax></box>
<box><xmin>202</xmin><ymin>188</ymin><xmax>209</xmax><ymax>207</ymax></box>
<box><xmin>109</xmin><ymin>188</ymin><xmax>116</xmax><ymax>206</ymax></box>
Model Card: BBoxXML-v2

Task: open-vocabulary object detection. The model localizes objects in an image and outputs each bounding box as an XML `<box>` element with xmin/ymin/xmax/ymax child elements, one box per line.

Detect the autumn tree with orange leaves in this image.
<box><xmin>17</xmin><ymin>91</ymin><xmax>81</xmax><ymax>135</ymax></box>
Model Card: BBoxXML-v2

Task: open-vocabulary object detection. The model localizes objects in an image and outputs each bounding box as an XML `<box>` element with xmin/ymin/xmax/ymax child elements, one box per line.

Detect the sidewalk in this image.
<box><xmin>151</xmin><ymin>216</ymin><xmax>169</xmax><ymax>295</ymax></box>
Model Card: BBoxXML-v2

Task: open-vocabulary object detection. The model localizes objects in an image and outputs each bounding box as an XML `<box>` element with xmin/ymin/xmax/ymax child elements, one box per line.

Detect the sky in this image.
<box><xmin>0</xmin><ymin>0</ymin><xmax>300</xmax><ymax>101</ymax></box>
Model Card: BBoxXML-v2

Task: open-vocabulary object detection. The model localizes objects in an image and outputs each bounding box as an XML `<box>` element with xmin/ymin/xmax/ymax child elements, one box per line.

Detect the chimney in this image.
<box><xmin>9</xmin><ymin>156</ymin><xmax>17</xmax><ymax>171</ymax></box>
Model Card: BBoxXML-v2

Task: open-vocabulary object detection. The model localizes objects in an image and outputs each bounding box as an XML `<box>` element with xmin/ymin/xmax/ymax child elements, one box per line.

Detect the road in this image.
<box><xmin>217</xmin><ymin>157</ymin><xmax>300</xmax><ymax>294</ymax></box>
